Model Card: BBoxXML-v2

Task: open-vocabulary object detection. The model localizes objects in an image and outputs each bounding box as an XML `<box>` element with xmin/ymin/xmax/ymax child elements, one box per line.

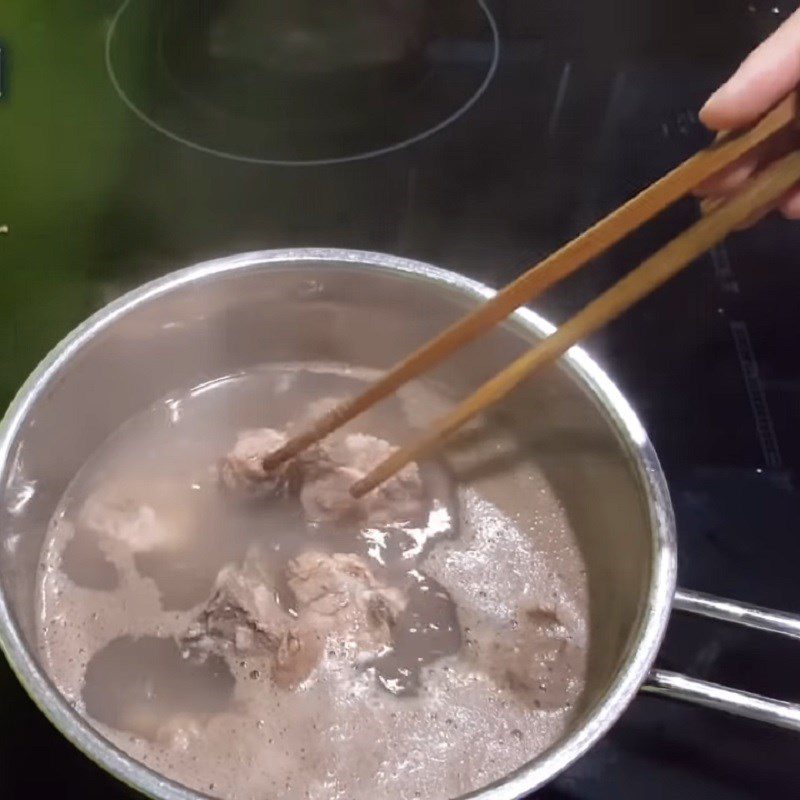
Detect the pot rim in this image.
<box><xmin>0</xmin><ymin>248</ymin><xmax>677</xmax><ymax>800</ymax></box>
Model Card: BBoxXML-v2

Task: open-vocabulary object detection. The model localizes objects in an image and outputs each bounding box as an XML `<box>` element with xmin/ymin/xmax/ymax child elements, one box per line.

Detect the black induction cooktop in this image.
<box><xmin>1</xmin><ymin>1</ymin><xmax>799</xmax><ymax>797</ymax></box>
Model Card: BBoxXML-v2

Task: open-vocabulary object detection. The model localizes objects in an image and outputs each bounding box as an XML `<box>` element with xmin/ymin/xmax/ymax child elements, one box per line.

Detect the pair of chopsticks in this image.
<box><xmin>263</xmin><ymin>93</ymin><xmax>800</xmax><ymax>497</ymax></box>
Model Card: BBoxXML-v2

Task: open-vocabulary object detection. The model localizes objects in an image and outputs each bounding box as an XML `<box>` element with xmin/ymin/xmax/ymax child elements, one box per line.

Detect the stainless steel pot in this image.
<box><xmin>0</xmin><ymin>248</ymin><xmax>798</xmax><ymax>800</ymax></box>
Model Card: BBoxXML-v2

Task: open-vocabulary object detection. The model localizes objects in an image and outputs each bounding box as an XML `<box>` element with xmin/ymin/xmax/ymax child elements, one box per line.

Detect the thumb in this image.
<box><xmin>701</xmin><ymin>8</ymin><xmax>800</xmax><ymax>131</ymax></box>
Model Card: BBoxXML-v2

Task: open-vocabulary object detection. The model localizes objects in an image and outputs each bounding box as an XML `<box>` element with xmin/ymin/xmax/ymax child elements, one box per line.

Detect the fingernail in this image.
<box><xmin>700</xmin><ymin>73</ymin><xmax>743</xmax><ymax>124</ymax></box>
<box><xmin>700</xmin><ymin>82</ymin><xmax>728</xmax><ymax>118</ymax></box>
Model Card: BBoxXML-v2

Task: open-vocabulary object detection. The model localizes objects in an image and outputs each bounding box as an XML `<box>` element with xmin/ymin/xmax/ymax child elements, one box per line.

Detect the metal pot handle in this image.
<box><xmin>640</xmin><ymin>588</ymin><xmax>800</xmax><ymax>731</ymax></box>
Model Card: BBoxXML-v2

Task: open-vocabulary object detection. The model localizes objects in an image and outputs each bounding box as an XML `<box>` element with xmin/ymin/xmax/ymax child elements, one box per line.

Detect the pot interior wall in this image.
<box><xmin>0</xmin><ymin>256</ymin><xmax>655</xmax><ymax>754</ymax></box>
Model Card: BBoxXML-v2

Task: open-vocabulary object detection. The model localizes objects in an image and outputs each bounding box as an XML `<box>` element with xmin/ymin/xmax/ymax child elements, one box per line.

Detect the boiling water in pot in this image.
<box><xmin>37</xmin><ymin>362</ymin><xmax>588</xmax><ymax>800</ymax></box>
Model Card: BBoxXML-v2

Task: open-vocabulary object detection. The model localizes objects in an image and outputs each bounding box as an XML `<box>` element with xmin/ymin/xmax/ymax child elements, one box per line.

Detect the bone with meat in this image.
<box><xmin>219</xmin><ymin>427</ymin><xmax>426</xmax><ymax>528</ymax></box>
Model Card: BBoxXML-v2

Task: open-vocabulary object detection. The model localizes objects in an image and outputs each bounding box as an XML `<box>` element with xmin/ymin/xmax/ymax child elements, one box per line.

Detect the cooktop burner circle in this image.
<box><xmin>105</xmin><ymin>0</ymin><xmax>500</xmax><ymax>166</ymax></box>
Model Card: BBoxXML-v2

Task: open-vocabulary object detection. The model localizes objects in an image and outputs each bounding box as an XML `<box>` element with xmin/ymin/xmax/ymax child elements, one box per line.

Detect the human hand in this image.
<box><xmin>697</xmin><ymin>7</ymin><xmax>800</xmax><ymax>222</ymax></box>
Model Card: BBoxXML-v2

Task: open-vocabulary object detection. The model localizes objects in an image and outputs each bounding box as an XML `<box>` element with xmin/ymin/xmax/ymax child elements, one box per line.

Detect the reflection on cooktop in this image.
<box><xmin>106</xmin><ymin>0</ymin><xmax>499</xmax><ymax>165</ymax></box>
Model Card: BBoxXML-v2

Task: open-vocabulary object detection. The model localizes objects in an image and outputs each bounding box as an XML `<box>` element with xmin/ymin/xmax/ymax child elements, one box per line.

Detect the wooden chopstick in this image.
<box><xmin>351</xmin><ymin>149</ymin><xmax>800</xmax><ymax>497</ymax></box>
<box><xmin>263</xmin><ymin>93</ymin><xmax>798</xmax><ymax>474</ymax></box>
